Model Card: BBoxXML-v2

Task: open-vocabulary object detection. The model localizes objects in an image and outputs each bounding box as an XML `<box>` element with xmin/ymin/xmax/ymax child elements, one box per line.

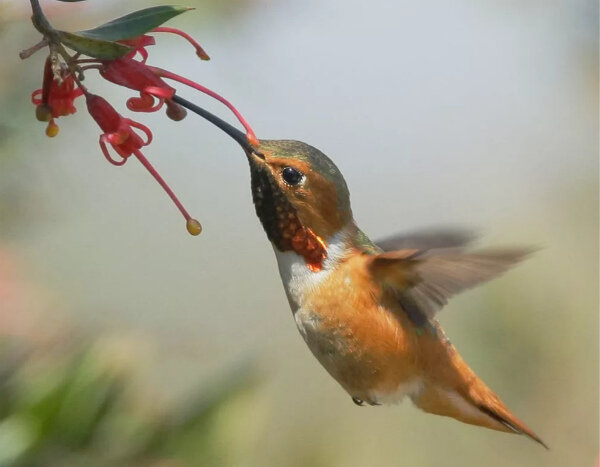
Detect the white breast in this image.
<box><xmin>273</xmin><ymin>229</ymin><xmax>349</xmax><ymax>313</ymax></box>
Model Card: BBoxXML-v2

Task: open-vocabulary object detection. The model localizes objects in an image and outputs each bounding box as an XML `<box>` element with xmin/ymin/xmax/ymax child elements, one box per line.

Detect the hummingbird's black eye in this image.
<box><xmin>281</xmin><ymin>166</ymin><xmax>304</xmax><ymax>186</ymax></box>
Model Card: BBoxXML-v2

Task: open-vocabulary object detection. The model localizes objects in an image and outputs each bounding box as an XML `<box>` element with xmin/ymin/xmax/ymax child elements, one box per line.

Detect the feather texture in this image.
<box><xmin>369</xmin><ymin>249</ymin><xmax>532</xmax><ymax>319</ymax></box>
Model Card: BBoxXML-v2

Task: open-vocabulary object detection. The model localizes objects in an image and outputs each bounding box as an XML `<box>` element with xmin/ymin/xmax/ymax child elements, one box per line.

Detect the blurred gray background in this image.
<box><xmin>0</xmin><ymin>0</ymin><xmax>597</xmax><ymax>465</ymax></box>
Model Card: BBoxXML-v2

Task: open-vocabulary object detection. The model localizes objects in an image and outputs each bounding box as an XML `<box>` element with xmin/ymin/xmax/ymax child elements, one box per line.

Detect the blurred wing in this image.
<box><xmin>368</xmin><ymin>248</ymin><xmax>532</xmax><ymax>324</ymax></box>
<box><xmin>375</xmin><ymin>228</ymin><xmax>476</xmax><ymax>253</ymax></box>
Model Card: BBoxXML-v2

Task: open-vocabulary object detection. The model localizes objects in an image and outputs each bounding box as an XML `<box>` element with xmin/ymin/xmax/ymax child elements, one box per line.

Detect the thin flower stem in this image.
<box><xmin>29</xmin><ymin>0</ymin><xmax>55</xmax><ymax>37</ymax></box>
<box><xmin>151</xmin><ymin>66</ymin><xmax>258</xmax><ymax>146</ymax></box>
<box><xmin>132</xmin><ymin>149</ymin><xmax>193</xmax><ymax>222</ymax></box>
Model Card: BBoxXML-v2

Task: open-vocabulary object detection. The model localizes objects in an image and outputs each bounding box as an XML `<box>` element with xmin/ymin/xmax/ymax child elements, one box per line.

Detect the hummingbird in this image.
<box><xmin>172</xmin><ymin>96</ymin><xmax>546</xmax><ymax>448</ymax></box>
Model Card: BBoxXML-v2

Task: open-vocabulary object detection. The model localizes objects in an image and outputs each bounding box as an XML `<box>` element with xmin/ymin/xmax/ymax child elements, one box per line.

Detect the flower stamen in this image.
<box><xmin>132</xmin><ymin>148</ymin><xmax>200</xmax><ymax>234</ymax></box>
<box><xmin>152</xmin><ymin>27</ymin><xmax>210</xmax><ymax>60</ymax></box>
<box><xmin>151</xmin><ymin>66</ymin><xmax>258</xmax><ymax>146</ymax></box>
<box><xmin>86</xmin><ymin>93</ymin><xmax>200</xmax><ymax>235</ymax></box>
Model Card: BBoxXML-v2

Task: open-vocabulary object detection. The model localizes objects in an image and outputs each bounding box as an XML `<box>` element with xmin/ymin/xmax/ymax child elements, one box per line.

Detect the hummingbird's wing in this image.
<box><xmin>375</xmin><ymin>228</ymin><xmax>476</xmax><ymax>253</ymax></box>
<box><xmin>368</xmin><ymin>248</ymin><xmax>532</xmax><ymax>324</ymax></box>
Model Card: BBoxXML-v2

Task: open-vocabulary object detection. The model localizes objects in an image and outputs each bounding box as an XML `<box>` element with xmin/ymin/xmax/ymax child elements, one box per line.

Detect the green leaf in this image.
<box><xmin>56</xmin><ymin>31</ymin><xmax>131</xmax><ymax>59</ymax></box>
<box><xmin>77</xmin><ymin>6</ymin><xmax>193</xmax><ymax>42</ymax></box>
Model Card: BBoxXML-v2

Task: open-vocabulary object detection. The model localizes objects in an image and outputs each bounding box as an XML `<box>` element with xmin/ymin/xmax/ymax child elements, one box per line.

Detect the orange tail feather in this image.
<box><xmin>411</xmin><ymin>331</ymin><xmax>547</xmax><ymax>448</ymax></box>
<box><xmin>411</xmin><ymin>379</ymin><xmax>547</xmax><ymax>448</ymax></box>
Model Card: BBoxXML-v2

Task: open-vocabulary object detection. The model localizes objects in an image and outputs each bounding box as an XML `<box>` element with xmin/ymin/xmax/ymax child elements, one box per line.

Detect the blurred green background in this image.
<box><xmin>0</xmin><ymin>0</ymin><xmax>597</xmax><ymax>465</ymax></box>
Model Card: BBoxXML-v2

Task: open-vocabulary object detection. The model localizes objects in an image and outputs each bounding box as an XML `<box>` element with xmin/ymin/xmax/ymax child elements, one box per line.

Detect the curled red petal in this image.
<box><xmin>99</xmin><ymin>135</ymin><xmax>128</xmax><ymax>166</ymax></box>
<box><xmin>126</xmin><ymin>93</ymin><xmax>156</xmax><ymax>112</ymax></box>
<box><xmin>142</xmin><ymin>97</ymin><xmax>164</xmax><ymax>113</ymax></box>
<box><xmin>31</xmin><ymin>89</ymin><xmax>43</xmax><ymax>105</ymax></box>
<box><xmin>125</xmin><ymin>119</ymin><xmax>153</xmax><ymax>146</ymax></box>
<box><xmin>144</xmin><ymin>86</ymin><xmax>174</xmax><ymax>99</ymax></box>
<box><xmin>137</xmin><ymin>47</ymin><xmax>149</xmax><ymax>63</ymax></box>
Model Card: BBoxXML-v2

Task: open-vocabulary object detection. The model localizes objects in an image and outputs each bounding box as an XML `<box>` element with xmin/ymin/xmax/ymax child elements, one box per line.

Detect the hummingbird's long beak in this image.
<box><xmin>171</xmin><ymin>95</ymin><xmax>257</xmax><ymax>154</ymax></box>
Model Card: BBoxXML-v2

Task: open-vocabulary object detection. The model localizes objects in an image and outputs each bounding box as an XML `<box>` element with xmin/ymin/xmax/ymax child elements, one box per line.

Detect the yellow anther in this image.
<box><xmin>45</xmin><ymin>121</ymin><xmax>59</xmax><ymax>137</ymax></box>
<box><xmin>186</xmin><ymin>218</ymin><xmax>202</xmax><ymax>236</ymax></box>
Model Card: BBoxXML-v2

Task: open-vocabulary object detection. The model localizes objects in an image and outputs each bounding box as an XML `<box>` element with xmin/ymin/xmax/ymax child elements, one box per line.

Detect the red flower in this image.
<box><xmin>85</xmin><ymin>93</ymin><xmax>151</xmax><ymax>164</ymax></box>
<box><xmin>98</xmin><ymin>57</ymin><xmax>175</xmax><ymax>112</ymax></box>
<box><xmin>73</xmin><ymin>26</ymin><xmax>257</xmax><ymax>145</ymax></box>
<box><xmin>85</xmin><ymin>93</ymin><xmax>201</xmax><ymax>235</ymax></box>
<box><xmin>23</xmin><ymin>13</ymin><xmax>262</xmax><ymax>235</ymax></box>
<box><xmin>31</xmin><ymin>57</ymin><xmax>83</xmax><ymax>137</ymax></box>
<box><xmin>26</xmin><ymin>22</ymin><xmax>257</xmax><ymax>234</ymax></box>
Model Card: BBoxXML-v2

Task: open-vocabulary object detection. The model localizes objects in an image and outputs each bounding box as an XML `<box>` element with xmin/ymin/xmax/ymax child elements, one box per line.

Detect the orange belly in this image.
<box><xmin>298</xmin><ymin>254</ymin><xmax>421</xmax><ymax>403</ymax></box>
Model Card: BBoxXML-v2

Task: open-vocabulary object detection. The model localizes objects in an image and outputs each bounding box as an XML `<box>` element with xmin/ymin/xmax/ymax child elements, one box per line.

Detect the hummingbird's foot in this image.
<box><xmin>352</xmin><ymin>396</ymin><xmax>382</xmax><ymax>406</ymax></box>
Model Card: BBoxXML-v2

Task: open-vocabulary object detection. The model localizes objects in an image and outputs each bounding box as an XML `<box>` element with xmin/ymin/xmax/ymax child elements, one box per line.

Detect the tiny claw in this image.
<box><xmin>186</xmin><ymin>218</ymin><xmax>202</xmax><ymax>236</ymax></box>
<box><xmin>46</xmin><ymin>120</ymin><xmax>59</xmax><ymax>137</ymax></box>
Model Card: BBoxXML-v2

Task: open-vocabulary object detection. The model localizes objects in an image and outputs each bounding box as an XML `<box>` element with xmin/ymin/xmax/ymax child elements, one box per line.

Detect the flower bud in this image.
<box><xmin>165</xmin><ymin>100</ymin><xmax>187</xmax><ymax>121</ymax></box>
<box><xmin>35</xmin><ymin>104</ymin><xmax>52</xmax><ymax>122</ymax></box>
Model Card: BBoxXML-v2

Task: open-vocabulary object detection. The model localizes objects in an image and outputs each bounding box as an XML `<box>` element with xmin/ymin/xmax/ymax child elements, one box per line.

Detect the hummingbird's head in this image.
<box><xmin>170</xmin><ymin>96</ymin><xmax>354</xmax><ymax>270</ymax></box>
<box><xmin>247</xmin><ymin>140</ymin><xmax>353</xmax><ymax>252</ymax></box>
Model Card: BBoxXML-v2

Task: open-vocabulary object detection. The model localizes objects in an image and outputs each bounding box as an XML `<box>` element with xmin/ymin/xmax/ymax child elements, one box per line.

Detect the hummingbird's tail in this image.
<box><xmin>410</xmin><ymin>332</ymin><xmax>548</xmax><ymax>448</ymax></box>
